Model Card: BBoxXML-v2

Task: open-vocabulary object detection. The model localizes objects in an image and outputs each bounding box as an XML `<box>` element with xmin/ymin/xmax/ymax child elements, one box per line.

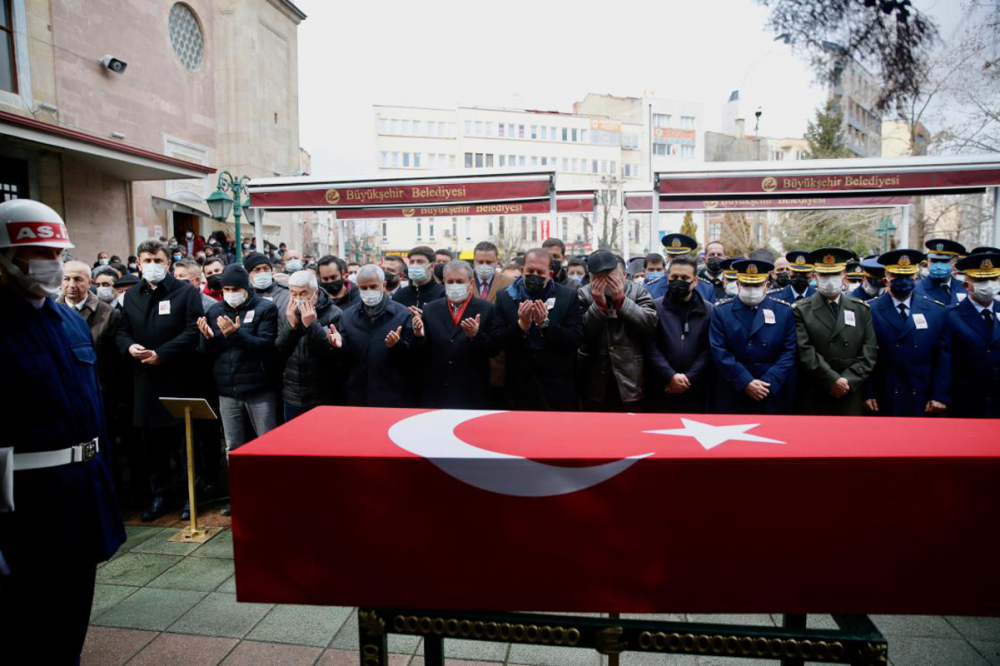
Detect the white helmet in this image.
<box><xmin>0</xmin><ymin>198</ymin><xmax>74</xmax><ymax>250</ymax></box>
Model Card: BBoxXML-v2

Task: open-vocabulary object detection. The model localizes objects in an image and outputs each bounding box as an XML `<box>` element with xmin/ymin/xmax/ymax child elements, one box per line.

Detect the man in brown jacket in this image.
<box><xmin>59</xmin><ymin>260</ymin><xmax>120</xmax><ymax>392</ymax></box>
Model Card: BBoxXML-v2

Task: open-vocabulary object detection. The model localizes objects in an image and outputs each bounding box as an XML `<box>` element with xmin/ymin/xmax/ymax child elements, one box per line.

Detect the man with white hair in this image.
<box><xmin>276</xmin><ymin>269</ymin><xmax>343</xmax><ymax>421</ymax></box>
<box><xmin>331</xmin><ymin>263</ymin><xmax>417</xmax><ymax>406</ymax></box>
<box><xmin>58</xmin><ymin>260</ymin><xmax>120</xmax><ymax>396</ymax></box>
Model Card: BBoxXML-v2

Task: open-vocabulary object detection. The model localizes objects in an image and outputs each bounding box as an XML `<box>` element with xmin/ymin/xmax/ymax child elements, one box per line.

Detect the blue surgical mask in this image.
<box><xmin>286</xmin><ymin>259</ymin><xmax>303</xmax><ymax>272</ymax></box>
<box><xmin>645</xmin><ymin>270</ymin><xmax>664</xmax><ymax>284</ymax></box>
<box><xmin>928</xmin><ymin>262</ymin><xmax>952</xmax><ymax>281</ymax></box>
<box><xmin>568</xmin><ymin>274</ymin><xmax>583</xmax><ymax>283</ymax></box>
<box><xmin>408</xmin><ymin>264</ymin><xmax>428</xmax><ymax>282</ymax></box>
<box><xmin>889</xmin><ymin>277</ymin><xmax>915</xmax><ymax>300</ymax></box>
<box><xmin>173</xmin><ymin>254</ymin><xmax>182</xmax><ymax>262</ymax></box>
<box><xmin>808</xmin><ymin>279</ymin><xmax>817</xmax><ymax>288</ymax></box>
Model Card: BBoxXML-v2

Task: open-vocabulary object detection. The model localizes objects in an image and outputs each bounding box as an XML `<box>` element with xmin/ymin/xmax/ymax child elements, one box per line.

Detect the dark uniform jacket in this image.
<box><xmin>492</xmin><ymin>281</ymin><xmax>584</xmax><ymax>411</ymax></box>
<box><xmin>849</xmin><ymin>283</ymin><xmax>879</xmax><ymax>302</ymax></box>
<box><xmin>770</xmin><ymin>283</ymin><xmax>816</xmax><ymax>303</ymax></box>
<box><xmin>417</xmin><ymin>296</ymin><xmax>495</xmax><ymax>409</ymax></box>
<box><xmin>0</xmin><ymin>288</ymin><xmax>125</xmax><ymax>570</ymax></box>
<box><xmin>338</xmin><ymin>298</ymin><xmax>416</xmax><ymax>407</ymax></box>
<box><xmin>392</xmin><ymin>280</ymin><xmax>445</xmax><ymax>309</ymax></box>
<box><xmin>577</xmin><ymin>280</ymin><xmax>658</xmax><ymax>404</ymax></box>
<box><xmin>867</xmin><ymin>293</ymin><xmax>951</xmax><ymax>416</ymax></box>
<box><xmin>915</xmin><ymin>275</ymin><xmax>964</xmax><ymax>306</ymax></box>
<box><xmin>645</xmin><ymin>291</ymin><xmax>714</xmax><ymax>412</ymax></box>
<box><xmin>946</xmin><ymin>297</ymin><xmax>1000</xmax><ymax>418</ymax></box>
<box><xmin>201</xmin><ymin>293</ymin><xmax>278</xmax><ymax>399</ymax></box>
<box><xmin>115</xmin><ymin>273</ymin><xmax>204</xmax><ymax>429</ymax></box>
<box><xmin>276</xmin><ymin>289</ymin><xmax>342</xmax><ymax>409</ymax></box>
<box><xmin>793</xmin><ymin>293</ymin><xmax>878</xmax><ymax>416</ymax></box>
<box><xmin>709</xmin><ymin>295</ymin><xmax>797</xmax><ymax>414</ymax></box>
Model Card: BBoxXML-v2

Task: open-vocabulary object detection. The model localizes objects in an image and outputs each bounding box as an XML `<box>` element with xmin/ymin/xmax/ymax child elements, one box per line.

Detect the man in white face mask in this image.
<box><xmin>57</xmin><ymin>261</ymin><xmax>120</xmax><ymax>400</ymax></box>
<box><xmin>849</xmin><ymin>256</ymin><xmax>885</xmax><ymax>302</ymax></box>
<box><xmin>947</xmin><ymin>252</ymin><xmax>1000</xmax><ymax>418</ymax></box>
<box><xmin>709</xmin><ymin>257</ymin><xmax>798</xmax><ymax>414</ymax></box>
<box><xmin>792</xmin><ymin>248</ymin><xmax>878</xmax><ymax>416</ymax></box>
<box><xmin>0</xmin><ymin>198</ymin><xmax>126</xmax><ymax>664</ymax></box>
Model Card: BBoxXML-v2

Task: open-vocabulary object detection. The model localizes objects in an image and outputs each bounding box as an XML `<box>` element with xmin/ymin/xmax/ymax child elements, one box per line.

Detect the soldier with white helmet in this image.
<box><xmin>0</xmin><ymin>199</ymin><xmax>126</xmax><ymax>662</ymax></box>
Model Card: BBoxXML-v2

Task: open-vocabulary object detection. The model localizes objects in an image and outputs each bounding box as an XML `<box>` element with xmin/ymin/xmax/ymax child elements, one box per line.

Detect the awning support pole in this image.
<box><xmin>992</xmin><ymin>186</ymin><xmax>1000</xmax><ymax>247</ymax></box>
<box><xmin>901</xmin><ymin>204</ymin><xmax>911</xmax><ymax>249</ymax></box>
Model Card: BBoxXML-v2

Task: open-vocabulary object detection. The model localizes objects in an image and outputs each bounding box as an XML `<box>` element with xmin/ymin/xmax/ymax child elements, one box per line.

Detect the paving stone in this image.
<box><xmin>247</xmin><ymin>604</ymin><xmax>353</xmax><ymax>647</ymax></box>
<box><xmin>415</xmin><ymin>638</ymin><xmax>506</xmax><ymax>661</ymax></box>
<box><xmin>168</xmin><ymin>592</ymin><xmax>273</xmax><ymax>639</ymax></box>
<box><xmin>147</xmin><ymin>556</ymin><xmax>235</xmax><ymax>592</ymax></box>
<box><xmin>189</xmin><ymin>528</ymin><xmax>234</xmax><ymax>559</ymax></box>
<box><xmin>971</xmin><ymin>641</ymin><xmax>1000</xmax><ymax>666</ymax></box>
<box><xmin>686</xmin><ymin>615</ymin><xmax>776</xmax><ymax>627</ymax></box>
<box><xmin>411</xmin><ymin>659</ymin><xmax>502</xmax><ymax>666</ymax></box>
<box><xmin>113</xmin><ymin>526</ymin><xmax>165</xmax><ymax>556</ymax></box>
<box><xmin>872</xmin><ymin>615</ymin><xmax>962</xmax><ymax>639</ymax></box>
<box><xmin>90</xmin><ymin>583</ymin><xmax>141</xmax><ymax>620</ymax></box>
<box><xmin>695</xmin><ymin>657</ymin><xmax>771</xmax><ymax>666</ymax></box>
<box><xmin>219</xmin><ymin>640</ymin><xmax>322</xmax><ymax>665</ymax></box>
<box><xmin>317</xmin><ymin>649</ymin><xmax>411</xmax><ymax>665</ymax></box>
<box><xmin>96</xmin><ymin>552</ymin><xmax>182</xmax><ymax>587</ymax></box>
<box><xmin>129</xmin><ymin>528</ymin><xmax>204</xmax><ymax>556</ymax></box>
<box><xmin>128</xmin><ymin>632</ymin><xmax>238</xmax><ymax>665</ymax></box>
<box><xmin>81</xmin><ymin>626</ymin><xmax>158</xmax><ymax>665</ymax></box>
<box><xmin>216</xmin><ymin>574</ymin><xmax>237</xmax><ymax>594</ymax></box>
<box><xmin>92</xmin><ymin>587</ymin><xmax>207</xmax><ymax>631</ymax></box>
<box><xmin>508</xmin><ymin>643</ymin><xmax>601</xmax><ymax>665</ymax></box>
<box><xmin>948</xmin><ymin>617</ymin><xmax>1000</xmax><ymax>642</ymax></box>
<box><xmin>888</xmin><ymin>636</ymin><xmax>989</xmax><ymax>666</ymax></box>
<box><xmin>620</xmin><ymin>651</ymin><xmax>697</xmax><ymax>665</ymax></box>
<box><xmin>621</xmin><ymin>613</ymin><xmax>686</xmax><ymax>622</ymax></box>
<box><xmin>330</xmin><ymin>608</ymin><xmax>421</xmax><ymax>654</ymax></box>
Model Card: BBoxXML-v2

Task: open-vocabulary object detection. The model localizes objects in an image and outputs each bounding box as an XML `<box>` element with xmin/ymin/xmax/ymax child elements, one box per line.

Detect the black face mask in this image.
<box><xmin>207</xmin><ymin>276</ymin><xmax>223</xmax><ymax>292</ymax></box>
<box><xmin>706</xmin><ymin>257</ymin><xmax>723</xmax><ymax>273</ymax></box>
<box><xmin>322</xmin><ymin>279</ymin><xmax>344</xmax><ymax>295</ymax></box>
<box><xmin>790</xmin><ymin>274</ymin><xmax>810</xmax><ymax>291</ymax></box>
<box><xmin>667</xmin><ymin>279</ymin><xmax>692</xmax><ymax>301</ymax></box>
<box><xmin>524</xmin><ymin>274</ymin><xmax>547</xmax><ymax>295</ymax></box>
<box><xmin>433</xmin><ymin>263</ymin><xmax>445</xmax><ymax>282</ymax></box>
<box><xmin>384</xmin><ymin>273</ymin><xmax>400</xmax><ymax>289</ymax></box>
<box><xmin>773</xmin><ymin>272</ymin><xmax>791</xmax><ymax>287</ymax></box>
<box><xmin>550</xmin><ymin>260</ymin><xmax>565</xmax><ymax>282</ymax></box>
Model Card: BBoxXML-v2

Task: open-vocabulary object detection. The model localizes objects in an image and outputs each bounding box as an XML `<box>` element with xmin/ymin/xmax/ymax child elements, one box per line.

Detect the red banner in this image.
<box><xmin>624</xmin><ymin>194</ymin><xmax>912</xmax><ymax>212</ymax></box>
<box><xmin>231</xmin><ymin>407</ymin><xmax>1000</xmax><ymax>615</ymax></box>
<box><xmin>250</xmin><ymin>179</ymin><xmax>552</xmax><ymax>209</ymax></box>
<box><xmin>657</xmin><ymin>168</ymin><xmax>1000</xmax><ymax>197</ymax></box>
<box><xmin>336</xmin><ymin>196</ymin><xmax>593</xmax><ymax>220</ymax></box>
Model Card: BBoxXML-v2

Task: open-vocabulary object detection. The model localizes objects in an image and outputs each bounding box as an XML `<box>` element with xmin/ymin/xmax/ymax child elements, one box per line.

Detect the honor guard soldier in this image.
<box><xmin>652</xmin><ymin>233</ymin><xmax>715</xmax><ymax>304</ymax></box>
<box><xmin>845</xmin><ymin>259</ymin><xmax>865</xmax><ymax>292</ymax></box>
<box><xmin>770</xmin><ymin>250</ymin><xmax>816</xmax><ymax>302</ymax></box>
<box><xmin>793</xmin><ymin>248</ymin><xmax>878</xmax><ymax>416</ymax></box>
<box><xmin>865</xmin><ymin>249</ymin><xmax>951</xmax><ymax>417</ymax></box>
<box><xmin>0</xmin><ymin>199</ymin><xmax>126</xmax><ymax>663</ymax></box>
<box><xmin>709</xmin><ymin>258</ymin><xmax>797</xmax><ymax>414</ymax></box>
<box><xmin>715</xmin><ymin>257</ymin><xmax>742</xmax><ymax>305</ymax></box>
<box><xmin>850</xmin><ymin>256</ymin><xmax>885</xmax><ymax>302</ymax></box>
<box><xmin>947</xmin><ymin>252</ymin><xmax>1000</xmax><ymax>418</ymax></box>
<box><xmin>916</xmin><ymin>238</ymin><xmax>966</xmax><ymax>305</ymax></box>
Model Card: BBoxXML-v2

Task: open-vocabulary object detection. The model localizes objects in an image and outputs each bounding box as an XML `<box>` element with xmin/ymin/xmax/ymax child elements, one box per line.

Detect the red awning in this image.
<box><xmin>336</xmin><ymin>190</ymin><xmax>595</xmax><ymax>220</ymax></box>
<box><xmin>624</xmin><ymin>193</ymin><xmax>911</xmax><ymax>213</ymax></box>
<box><xmin>247</xmin><ymin>171</ymin><xmax>555</xmax><ymax>210</ymax></box>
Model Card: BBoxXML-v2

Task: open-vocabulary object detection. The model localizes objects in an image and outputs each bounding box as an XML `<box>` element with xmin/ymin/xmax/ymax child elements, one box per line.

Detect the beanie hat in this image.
<box><xmin>221</xmin><ymin>263</ymin><xmax>251</xmax><ymax>291</ymax></box>
<box><xmin>243</xmin><ymin>252</ymin><xmax>272</xmax><ymax>273</ymax></box>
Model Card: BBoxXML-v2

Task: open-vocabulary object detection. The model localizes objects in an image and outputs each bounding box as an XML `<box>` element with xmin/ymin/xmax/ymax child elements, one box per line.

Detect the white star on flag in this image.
<box><xmin>644</xmin><ymin>418</ymin><xmax>785</xmax><ymax>451</ymax></box>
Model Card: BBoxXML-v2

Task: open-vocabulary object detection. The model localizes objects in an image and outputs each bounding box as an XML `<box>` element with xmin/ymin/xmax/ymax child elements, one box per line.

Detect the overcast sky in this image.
<box><xmin>295</xmin><ymin>0</ymin><xmax>967</xmax><ymax>177</ymax></box>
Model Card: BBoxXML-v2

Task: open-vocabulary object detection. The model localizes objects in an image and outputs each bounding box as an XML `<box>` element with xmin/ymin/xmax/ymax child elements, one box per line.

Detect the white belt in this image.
<box><xmin>13</xmin><ymin>438</ymin><xmax>99</xmax><ymax>472</ymax></box>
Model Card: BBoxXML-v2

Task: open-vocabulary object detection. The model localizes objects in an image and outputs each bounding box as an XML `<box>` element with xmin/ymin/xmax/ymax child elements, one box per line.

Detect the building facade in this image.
<box><xmin>0</xmin><ymin>0</ymin><xmax>306</xmax><ymax>263</ymax></box>
<box><xmin>829</xmin><ymin>57</ymin><xmax>882</xmax><ymax>158</ymax></box>
<box><xmin>368</xmin><ymin>93</ymin><xmax>704</xmax><ymax>258</ymax></box>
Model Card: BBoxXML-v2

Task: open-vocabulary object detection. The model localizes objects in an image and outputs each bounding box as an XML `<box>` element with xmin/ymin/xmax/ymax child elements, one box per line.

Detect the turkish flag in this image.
<box><xmin>230</xmin><ymin>407</ymin><xmax>1000</xmax><ymax>615</ymax></box>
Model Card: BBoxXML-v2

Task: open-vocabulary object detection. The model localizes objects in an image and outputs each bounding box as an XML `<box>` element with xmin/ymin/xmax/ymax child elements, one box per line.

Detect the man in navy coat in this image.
<box><xmin>915</xmin><ymin>238</ymin><xmax>966</xmax><ymax>305</ymax></box>
<box><xmin>850</xmin><ymin>256</ymin><xmax>885</xmax><ymax>302</ymax></box>
<box><xmin>865</xmin><ymin>249</ymin><xmax>951</xmax><ymax>417</ymax></box>
<box><xmin>709</xmin><ymin>258</ymin><xmax>797</xmax><ymax>414</ymax></box>
<box><xmin>655</xmin><ymin>233</ymin><xmax>716</xmax><ymax>304</ymax></box>
<box><xmin>769</xmin><ymin>250</ymin><xmax>816</xmax><ymax>303</ymax></box>
<box><xmin>947</xmin><ymin>252</ymin><xmax>1000</xmax><ymax>418</ymax></box>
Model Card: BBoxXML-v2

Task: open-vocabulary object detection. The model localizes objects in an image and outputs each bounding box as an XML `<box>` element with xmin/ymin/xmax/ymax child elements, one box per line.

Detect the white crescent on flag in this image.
<box><xmin>387</xmin><ymin>410</ymin><xmax>653</xmax><ymax>497</ymax></box>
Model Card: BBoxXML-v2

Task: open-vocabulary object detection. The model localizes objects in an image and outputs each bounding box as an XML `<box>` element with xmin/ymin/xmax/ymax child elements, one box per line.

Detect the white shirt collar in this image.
<box><xmin>891</xmin><ymin>294</ymin><xmax>912</xmax><ymax>310</ymax></box>
<box><xmin>970</xmin><ymin>297</ymin><xmax>995</xmax><ymax>315</ymax></box>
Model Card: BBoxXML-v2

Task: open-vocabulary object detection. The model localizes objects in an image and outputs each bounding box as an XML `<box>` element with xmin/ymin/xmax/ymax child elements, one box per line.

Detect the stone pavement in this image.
<box><xmin>85</xmin><ymin>517</ymin><xmax>1000</xmax><ymax>665</ymax></box>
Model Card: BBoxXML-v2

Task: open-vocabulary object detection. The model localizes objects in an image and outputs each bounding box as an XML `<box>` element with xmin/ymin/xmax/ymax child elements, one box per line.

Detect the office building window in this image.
<box><xmin>498</xmin><ymin>216</ymin><xmax>505</xmax><ymax>235</ymax></box>
<box><xmin>475</xmin><ymin>121</ymin><xmax>483</xmax><ymax>136</ymax></box>
<box><xmin>390</xmin><ymin>118</ymin><xmax>400</xmax><ymax>133</ymax></box>
<box><xmin>518</xmin><ymin>156</ymin><xmax>525</xmax><ymax>166</ymax></box>
<box><xmin>551</xmin><ymin>127</ymin><xmax>557</xmax><ymax>141</ymax></box>
<box><xmin>509</xmin><ymin>154</ymin><xmax>515</xmax><ymax>165</ymax></box>
<box><xmin>610</xmin><ymin>160</ymin><xmax>616</xmax><ymax>175</ymax></box>
<box><xmin>475</xmin><ymin>153</ymin><xmax>484</xmax><ymax>168</ymax></box>
<box><xmin>654</xmin><ymin>143</ymin><xmax>667</xmax><ymax>156</ymax></box>
<box><xmin>601</xmin><ymin>159</ymin><xmax>608</xmax><ymax>173</ymax></box>
<box><xmin>498</xmin><ymin>123</ymin><xmax>505</xmax><ymax>137</ymax></box>
<box><xmin>561</xmin><ymin>158</ymin><xmax>568</xmax><ymax>172</ymax></box>
<box><xmin>381</xmin><ymin>222</ymin><xmax>387</xmax><ymax>241</ymax></box>
<box><xmin>681</xmin><ymin>116</ymin><xmax>695</xmax><ymax>129</ymax></box>
<box><xmin>486</xmin><ymin>154</ymin><xmax>494</xmax><ymax>167</ymax></box>
<box><xmin>416</xmin><ymin>223</ymin><xmax>422</xmax><ymax>240</ymax></box>
<box><xmin>580</xmin><ymin>129</ymin><xmax>587</xmax><ymax>143</ymax></box>
<box><xmin>561</xmin><ymin>217</ymin><xmax>568</xmax><ymax>239</ymax></box>
<box><xmin>464</xmin><ymin>120</ymin><xmax>472</xmax><ymax>136</ymax></box>
<box><xmin>592</xmin><ymin>159</ymin><xmax>598</xmax><ymax>173</ymax></box>
<box><xmin>540</xmin><ymin>157</ymin><xmax>547</xmax><ymax>166</ymax></box>
<box><xmin>488</xmin><ymin>218</ymin><xmax>494</xmax><ymax>236</ymax></box>
<box><xmin>428</xmin><ymin>223</ymin><xmax>435</xmax><ymax>240</ymax></box>
<box><xmin>378</xmin><ymin>119</ymin><xmax>388</xmax><ymax>134</ymax></box>
<box><xmin>508</xmin><ymin>123</ymin><xmax>515</xmax><ymax>137</ymax></box>
<box><xmin>653</xmin><ymin>113</ymin><xmax>671</xmax><ymax>127</ymax></box>
<box><xmin>531</xmin><ymin>156</ymin><xmax>538</xmax><ymax>166</ymax></box>
<box><xmin>571</xmin><ymin>128</ymin><xmax>578</xmax><ymax>142</ymax></box>
<box><xmin>440</xmin><ymin>121</ymin><xmax>448</xmax><ymax>136</ymax></box>
<box><xmin>414</xmin><ymin>153</ymin><xmax>421</xmax><ymax>167</ymax></box>
<box><xmin>681</xmin><ymin>145</ymin><xmax>695</xmax><ymax>158</ymax></box>
<box><xmin>562</xmin><ymin>128</ymin><xmax>568</xmax><ymax>141</ymax></box>
<box><xmin>379</xmin><ymin>152</ymin><xmax>388</xmax><ymax>168</ymax></box>
<box><xmin>499</xmin><ymin>155</ymin><xmax>506</xmax><ymax>167</ymax></box>
<box><xmin>531</xmin><ymin>125</ymin><xmax>538</xmax><ymax>139</ymax></box>
<box><xmin>402</xmin><ymin>119</ymin><xmax>411</xmax><ymax>134</ymax></box>
<box><xmin>486</xmin><ymin>122</ymin><xmax>494</xmax><ymax>136</ymax></box>
<box><xmin>465</xmin><ymin>152</ymin><xmax>473</xmax><ymax>168</ymax></box>
<box><xmin>402</xmin><ymin>152</ymin><xmax>410</xmax><ymax>167</ymax></box>
<box><xmin>392</xmin><ymin>152</ymin><xmax>400</xmax><ymax>167</ymax></box>
<box><xmin>521</xmin><ymin>216</ymin><xmax>527</xmax><ymax>238</ymax></box>
<box><xmin>465</xmin><ymin>218</ymin><xmax>472</xmax><ymax>241</ymax></box>
<box><xmin>518</xmin><ymin>124</ymin><xmax>525</xmax><ymax>138</ymax></box>
<box><xmin>413</xmin><ymin>120</ymin><xmax>422</xmax><ymax>135</ymax></box>
<box><xmin>531</xmin><ymin>216</ymin><xmax>538</xmax><ymax>241</ymax></box>
<box><xmin>540</xmin><ymin>126</ymin><xmax>547</xmax><ymax>140</ymax></box>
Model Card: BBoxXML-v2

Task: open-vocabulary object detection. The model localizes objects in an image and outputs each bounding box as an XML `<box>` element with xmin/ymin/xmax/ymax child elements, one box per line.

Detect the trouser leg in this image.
<box><xmin>244</xmin><ymin>390</ymin><xmax>278</xmax><ymax>440</ymax></box>
<box><xmin>143</xmin><ymin>426</ymin><xmax>184</xmax><ymax>500</ymax></box>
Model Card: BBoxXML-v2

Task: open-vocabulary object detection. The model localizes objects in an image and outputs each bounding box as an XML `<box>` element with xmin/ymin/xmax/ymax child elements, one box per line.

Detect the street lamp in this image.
<box><xmin>206</xmin><ymin>171</ymin><xmax>252</xmax><ymax>260</ymax></box>
<box><xmin>876</xmin><ymin>216</ymin><xmax>897</xmax><ymax>253</ymax></box>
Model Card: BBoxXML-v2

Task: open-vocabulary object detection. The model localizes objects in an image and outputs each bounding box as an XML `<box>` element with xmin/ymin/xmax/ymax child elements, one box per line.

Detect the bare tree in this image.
<box><xmin>493</xmin><ymin>219</ymin><xmax>525</xmax><ymax>264</ymax></box>
<box><xmin>721</xmin><ymin>212</ymin><xmax>772</xmax><ymax>257</ymax></box>
<box><xmin>597</xmin><ymin>179</ymin><xmax>623</xmax><ymax>252</ymax></box>
<box><xmin>776</xmin><ymin>208</ymin><xmax>888</xmax><ymax>256</ymax></box>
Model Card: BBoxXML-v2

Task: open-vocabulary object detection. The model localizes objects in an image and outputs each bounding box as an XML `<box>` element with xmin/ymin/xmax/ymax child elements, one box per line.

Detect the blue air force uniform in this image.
<box><xmin>916</xmin><ymin>237</ymin><xmax>966</xmax><ymax>306</ymax></box>
<box><xmin>946</xmin><ymin>252</ymin><xmax>1000</xmax><ymax>418</ymax></box>
<box><xmin>769</xmin><ymin>283</ymin><xmax>815</xmax><ymax>303</ymax></box>
<box><xmin>914</xmin><ymin>275</ymin><xmax>965</xmax><ymax>306</ymax></box>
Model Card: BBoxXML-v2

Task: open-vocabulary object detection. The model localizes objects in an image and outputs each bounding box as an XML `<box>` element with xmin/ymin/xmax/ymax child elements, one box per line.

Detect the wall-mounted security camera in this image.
<box><xmin>99</xmin><ymin>55</ymin><xmax>127</xmax><ymax>74</ymax></box>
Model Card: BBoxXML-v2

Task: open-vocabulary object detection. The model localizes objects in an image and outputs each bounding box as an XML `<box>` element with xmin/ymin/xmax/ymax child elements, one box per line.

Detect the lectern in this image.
<box><xmin>160</xmin><ymin>397</ymin><xmax>221</xmax><ymax>543</ymax></box>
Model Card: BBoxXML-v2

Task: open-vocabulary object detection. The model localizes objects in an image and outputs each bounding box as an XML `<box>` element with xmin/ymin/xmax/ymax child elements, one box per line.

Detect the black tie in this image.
<box><xmin>828</xmin><ymin>300</ymin><xmax>839</xmax><ymax>320</ymax></box>
<box><xmin>983</xmin><ymin>308</ymin><xmax>995</xmax><ymax>329</ymax></box>
<box><xmin>898</xmin><ymin>303</ymin><xmax>908</xmax><ymax>321</ymax></box>
<box><xmin>942</xmin><ymin>284</ymin><xmax>951</xmax><ymax>300</ymax></box>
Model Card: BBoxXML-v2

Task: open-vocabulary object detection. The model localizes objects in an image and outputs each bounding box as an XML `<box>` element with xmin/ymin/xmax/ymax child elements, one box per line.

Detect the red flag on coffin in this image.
<box><xmin>230</xmin><ymin>407</ymin><xmax>1000</xmax><ymax>615</ymax></box>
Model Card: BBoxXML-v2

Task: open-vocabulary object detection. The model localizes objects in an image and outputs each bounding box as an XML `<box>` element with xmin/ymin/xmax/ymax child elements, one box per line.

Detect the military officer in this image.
<box><xmin>714</xmin><ymin>257</ymin><xmax>742</xmax><ymax>305</ymax></box>
<box><xmin>865</xmin><ymin>249</ymin><xmax>951</xmax><ymax>417</ymax></box>
<box><xmin>915</xmin><ymin>238</ymin><xmax>966</xmax><ymax>305</ymax></box>
<box><xmin>0</xmin><ymin>199</ymin><xmax>126</xmax><ymax>663</ymax></box>
<box><xmin>769</xmin><ymin>250</ymin><xmax>816</xmax><ymax>302</ymax></box>
<box><xmin>845</xmin><ymin>259</ymin><xmax>865</xmax><ymax>293</ymax></box>
<box><xmin>793</xmin><ymin>248</ymin><xmax>878</xmax><ymax>416</ymax></box>
<box><xmin>709</xmin><ymin>258</ymin><xmax>797</xmax><ymax>414</ymax></box>
<box><xmin>651</xmin><ymin>233</ymin><xmax>716</xmax><ymax>303</ymax></box>
<box><xmin>850</xmin><ymin>256</ymin><xmax>885</xmax><ymax>302</ymax></box>
<box><xmin>947</xmin><ymin>252</ymin><xmax>1000</xmax><ymax>418</ymax></box>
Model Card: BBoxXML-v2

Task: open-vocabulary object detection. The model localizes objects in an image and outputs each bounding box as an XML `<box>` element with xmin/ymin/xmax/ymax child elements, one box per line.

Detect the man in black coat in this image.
<box><xmin>115</xmin><ymin>240</ymin><xmax>204</xmax><ymax>521</ymax></box>
<box><xmin>646</xmin><ymin>256</ymin><xmax>715</xmax><ymax>413</ymax></box>
<box><xmin>318</xmin><ymin>254</ymin><xmax>360</xmax><ymax>310</ymax></box>
<box><xmin>329</xmin><ymin>264</ymin><xmax>417</xmax><ymax>407</ymax></box>
<box><xmin>412</xmin><ymin>260</ymin><xmax>495</xmax><ymax>408</ymax></box>
<box><xmin>492</xmin><ymin>247</ymin><xmax>584</xmax><ymax>411</ymax></box>
<box><xmin>392</xmin><ymin>245</ymin><xmax>445</xmax><ymax>310</ymax></box>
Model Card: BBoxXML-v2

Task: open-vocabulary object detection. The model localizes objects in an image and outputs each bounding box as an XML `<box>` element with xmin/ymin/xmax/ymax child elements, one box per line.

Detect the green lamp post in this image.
<box><xmin>206</xmin><ymin>171</ymin><xmax>252</xmax><ymax>261</ymax></box>
<box><xmin>875</xmin><ymin>216</ymin><xmax>898</xmax><ymax>253</ymax></box>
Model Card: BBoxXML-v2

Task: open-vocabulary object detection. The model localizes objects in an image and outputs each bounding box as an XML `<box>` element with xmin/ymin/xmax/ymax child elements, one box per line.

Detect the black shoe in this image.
<box><xmin>220</xmin><ymin>503</ymin><xmax>231</xmax><ymax>517</ymax></box>
<box><xmin>180</xmin><ymin>500</ymin><xmax>191</xmax><ymax>521</ymax></box>
<box><xmin>141</xmin><ymin>497</ymin><xmax>167</xmax><ymax>522</ymax></box>
<box><xmin>201</xmin><ymin>483</ymin><xmax>218</xmax><ymax>501</ymax></box>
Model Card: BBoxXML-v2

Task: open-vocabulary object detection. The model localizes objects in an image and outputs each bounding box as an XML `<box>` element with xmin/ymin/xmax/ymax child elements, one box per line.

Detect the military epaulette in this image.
<box><xmin>849</xmin><ymin>297</ymin><xmax>871</xmax><ymax>308</ymax></box>
<box><xmin>920</xmin><ymin>295</ymin><xmax>947</xmax><ymax>308</ymax></box>
<box><xmin>770</xmin><ymin>298</ymin><xmax>791</xmax><ymax>307</ymax></box>
<box><xmin>714</xmin><ymin>297</ymin><xmax>734</xmax><ymax>306</ymax></box>
<box><xmin>766</xmin><ymin>288</ymin><xmax>783</xmax><ymax>294</ymax></box>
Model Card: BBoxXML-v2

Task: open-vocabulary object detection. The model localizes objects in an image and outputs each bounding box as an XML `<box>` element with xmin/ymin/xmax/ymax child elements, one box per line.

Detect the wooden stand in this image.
<box><xmin>160</xmin><ymin>397</ymin><xmax>222</xmax><ymax>543</ymax></box>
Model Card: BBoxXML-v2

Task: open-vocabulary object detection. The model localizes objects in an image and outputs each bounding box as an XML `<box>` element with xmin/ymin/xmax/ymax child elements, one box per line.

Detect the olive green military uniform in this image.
<box><xmin>793</xmin><ymin>293</ymin><xmax>879</xmax><ymax>415</ymax></box>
